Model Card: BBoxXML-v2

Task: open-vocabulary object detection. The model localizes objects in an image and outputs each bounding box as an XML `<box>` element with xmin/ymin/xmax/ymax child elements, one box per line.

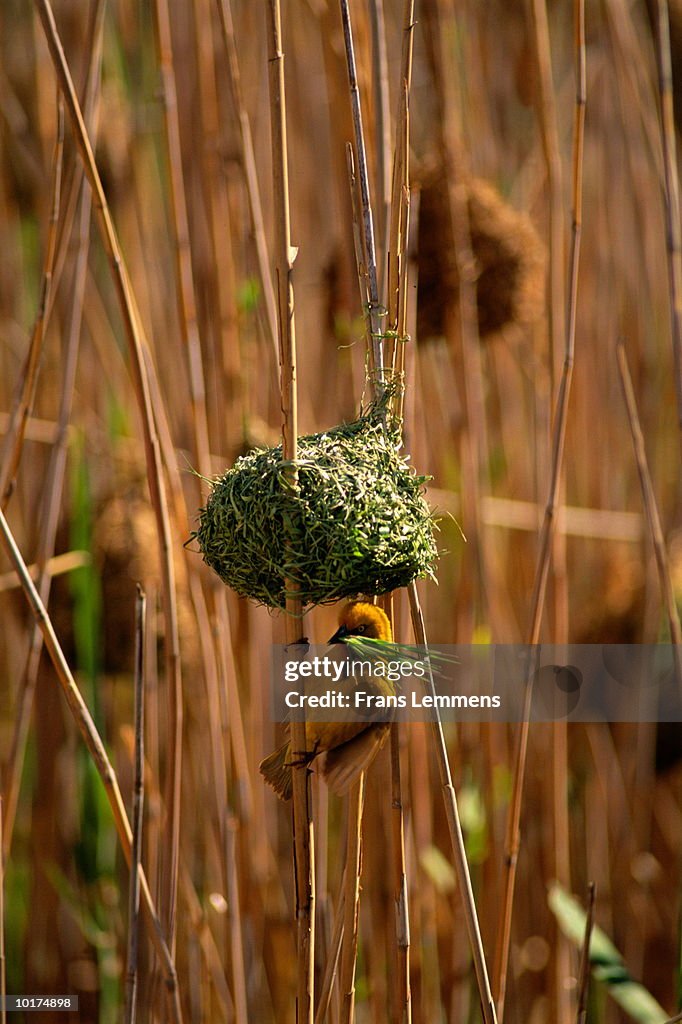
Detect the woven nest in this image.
<box><xmin>193</xmin><ymin>398</ymin><xmax>437</xmax><ymax>609</ymax></box>
<box><xmin>417</xmin><ymin>172</ymin><xmax>546</xmax><ymax>342</ymax></box>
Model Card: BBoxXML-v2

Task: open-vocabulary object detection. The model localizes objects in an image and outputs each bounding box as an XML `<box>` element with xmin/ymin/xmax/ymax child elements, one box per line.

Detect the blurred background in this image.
<box><xmin>0</xmin><ymin>0</ymin><xmax>681</xmax><ymax>1021</ymax></box>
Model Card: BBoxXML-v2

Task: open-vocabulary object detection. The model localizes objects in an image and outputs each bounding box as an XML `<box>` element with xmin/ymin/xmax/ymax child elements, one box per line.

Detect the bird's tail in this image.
<box><xmin>259</xmin><ymin>742</ymin><xmax>292</xmax><ymax>800</ymax></box>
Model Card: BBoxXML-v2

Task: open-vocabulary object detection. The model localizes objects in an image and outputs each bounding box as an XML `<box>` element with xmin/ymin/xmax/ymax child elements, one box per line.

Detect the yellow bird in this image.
<box><xmin>259</xmin><ymin>601</ymin><xmax>394</xmax><ymax>799</ymax></box>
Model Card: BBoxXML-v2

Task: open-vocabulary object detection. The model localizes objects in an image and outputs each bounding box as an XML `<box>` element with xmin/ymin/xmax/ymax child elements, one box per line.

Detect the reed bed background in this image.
<box><xmin>0</xmin><ymin>0</ymin><xmax>681</xmax><ymax>1022</ymax></box>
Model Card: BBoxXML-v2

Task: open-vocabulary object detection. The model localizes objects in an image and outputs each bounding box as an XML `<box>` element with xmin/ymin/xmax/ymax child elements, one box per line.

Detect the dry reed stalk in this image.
<box><xmin>603</xmin><ymin>0</ymin><xmax>662</xmax><ymax>171</ymax></box>
<box><xmin>314</xmin><ymin>879</ymin><xmax>345</xmax><ymax>1024</ymax></box>
<box><xmin>346</xmin><ymin>144</ymin><xmax>373</xmax><ymax>375</ymax></box>
<box><xmin>368</xmin><ymin>0</ymin><xmax>391</xmax><ymax>285</ymax></box>
<box><xmin>2</xmin><ymin>0</ymin><xmax>105</xmax><ymax>859</ymax></box>
<box><xmin>0</xmin><ymin>550</ymin><xmax>88</xmax><ymax>592</ymax></box>
<box><xmin>407</xmin><ymin>582</ymin><xmax>497</xmax><ymax>1024</ymax></box>
<box><xmin>216</xmin><ymin>0</ymin><xmax>279</xmax><ymax>362</ymax></box>
<box><xmin>131</xmin><ymin>333</ymin><xmax>244</xmax><ymax>989</ymax></box>
<box><xmin>385</xmin><ymin>0</ymin><xmax>414</xmax><ymax>421</ymax></box>
<box><xmin>194</xmin><ymin>600</ymin><xmax>228</xmax><ymax>841</ymax></box>
<box><xmin>177</xmin><ymin>889</ymin><xmax>232</xmax><ymax>1022</ymax></box>
<box><xmin>653</xmin><ymin>0</ymin><xmax>682</xmax><ymax>433</ymax></box>
<box><xmin>339</xmin><ymin>0</ymin><xmax>384</xmax><ymax>376</ymax></box>
<box><xmin>192</xmin><ymin>0</ymin><xmax>243</xmax><ymax>456</ymax></box>
<box><xmin>0</xmin><ymin>505</ymin><xmax>183</xmax><ymax>1023</ymax></box>
<box><xmin>190</xmin><ymin>607</ymin><xmax>238</xmax><ymax>1004</ymax></box>
<box><xmin>265</xmin><ymin>4</ymin><xmax>315</xmax><ymax>1023</ymax></box>
<box><xmin>576</xmin><ymin>882</ymin><xmax>596</xmax><ymax>1024</ymax></box>
<box><xmin>390</xmin><ymin>76</ymin><xmax>410</xmax><ymax>426</ymax></box>
<box><xmin>493</xmin><ymin>4</ymin><xmax>585</xmax><ymax>1019</ymax></box>
<box><xmin>118</xmin><ymin>724</ymin><xmax>233</xmax><ymax>1017</ymax></box>
<box><xmin>34</xmin><ymin>0</ymin><xmax>184</xmax><ymax>958</ymax></box>
<box><xmin>215</xmin><ymin>591</ymin><xmax>254</xmax><ymax>819</ymax></box>
<box><xmin>225</xmin><ymin>817</ymin><xmax>249</xmax><ymax>1023</ymax></box>
<box><xmin>551</xmin><ymin>718</ymin><xmax>571</xmax><ymax>1023</ymax></box>
<box><xmin>421</xmin><ymin>1</ymin><xmax>494</xmax><ymax>641</ymax></box>
<box><xmin>425</xmin><ymin>490</ymin><xmax>643</xmax><ymax>542</ymax></box>
<box><xmin>529</xmin><ymin>0</ymin><xmax>565</xmax><ymax>392</ymax></box>
<box><xmin>359</xmin><ymin>750</ymin><xmax>390</xmax><ymax>1020</ymax></box>
<box><xmin>0</xmin><ymin>414</ymin><xmax>72</xmax><ymax>446</ymax></box>
<box><xmin>616</xmin><ymin>339</ymin><xmax>682</xmax><ymax>665</ymax></box>
<box><xmin>125</xmin><ymin>586</ymin><xmax>146</xmax><ymax>1024</ymax></box>
<box><xmin>386</xmin><ymin>0</ymin><xmax>414</xmax><ymax>352</ymax></box>
<box><xmin>390</xmin><ymin>727</ymin><xmax>411</xmax><ymax>1024</ymax></box>
<box><xmin>377</xmin><ymin>592</ymin><xmax>411</xmax><ymax>1024</ymax></box>
<box><xmin>0</xmin><ymin>97</ymin><xmax>63</xmax><ymax>510</ymax></box>
<box><xmin>406</xmin><ymin>722</ymin><xmax>443</xmax><ymax>1021</ymax></box>
<box><xmin>340</xmin><ymin>777</ymin><xmax>365</xmax><ymax>1024</ymax></box>
<box><xmin>0</xmin><ymin>797</ymin><xmax>5</xmax><ymax>1024</ymax></box>
<box><xmin>32</xmin><ymin>0</ymin><xmax>121</xmax><ymax>331</ymax></box>
<box><xmin>153</xmin><ymin>0</ymin><xmax>211</xmax><ymax>481</ymax></box>
<box><xmin>338</xmin><ymin>10</ymin><xmax>405</xmax><ymax>1014</ymax></box>
<box><xmin>528</xmin><ymin>0</ymin><xmax>570</xmax><ymax>692</ymax></box>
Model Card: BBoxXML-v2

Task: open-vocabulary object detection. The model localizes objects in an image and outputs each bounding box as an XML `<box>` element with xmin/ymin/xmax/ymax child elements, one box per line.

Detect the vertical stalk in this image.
<box><xmin>390</xmin><ymin>728</ymin><xmax>411</xmax><ymax>1024</ymax></box>
<box><xmin>493</xmin><ymin>3</ymin><xmax>585</xmax><ymax>1018</ymax></box>
<box><xmin>368</xmin><ymin>0</ymin><xmax>391</xmax><ymax>290</ymax></box>
<box><xmin>265</xmin><ymin>4</ymin><xmax>315</xmax><ymax>1022</ymax></box>
<box><xmin>408</xmin><ymin>583</ymin><xmax>497</xmax><ymax>1024</ymax></box>
<box><xmin>339</xmin><ymin>0</ymin><xmax>384</xmax><ymax>379</ymax></box>
<box><xmin>616</xmin><ymin>339</ymin><xmax>682</xmax><ymax>670</ymax></box>
<box><xmin>0</xmin><ymin>97</ymin><xmax>64</xmax><ymax>509</ymax></box>
<box><xmin>34</xmin><ymin>0</ymin><xmax>183</xmax><ymax>962</ymax></box>
<box><xmin>576</xmin><ymin>883</ymin><xmax>596</xmax><ymax>1024</ymax></box>
<box><xmin>653</xmin><ymin>0</ymin><xmax>682</xmax><ymax>433</ymax></box>
<box><xmin>0</xmin><ymin>798</ymin><xmax>5</xmax><ymax>1024</ymax></box>
<box><xmin>2</xmin><ymin>0</ymin><xmax>105</xmax><ymax>858</ymax></box>
<box><xmin>0</xmin><ymin>507</ymin><xmax>182</xmax><ymax>1022</ymax></box>
<box><xmin>153</xmin><ymin>0</ymin><xmax>212</xmax><ymax>480</ymax></box>
<box><xmin>340</xmin><ymin>777</ymin><xmax>365</xmax><ymax>1024</ymax></box>
<box><xmin>215</xmin><ymin>0</ymin><xmax>279</xmax><ymax>361</ymax></box>
<box><xmin>125</xmin><ymin>587</ymin><xmax>146</xmax><ymax>1024</ymax></box>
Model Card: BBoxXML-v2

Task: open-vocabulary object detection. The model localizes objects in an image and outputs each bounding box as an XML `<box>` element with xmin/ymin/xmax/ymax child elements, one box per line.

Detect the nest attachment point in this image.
<box><xmin>193</xmin><ymin>398</ymin><xmax>438</xmax><ymax>609</ymax></box>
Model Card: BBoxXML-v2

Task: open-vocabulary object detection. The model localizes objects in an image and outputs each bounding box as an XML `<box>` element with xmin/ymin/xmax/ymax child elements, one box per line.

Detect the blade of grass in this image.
<box><xmin>550</xmin><ymin>883</ymin><xmax>669</xmax><ymax>1024</ymax></box>
<box><xmin>577</xmin><ymin>882</ymin><xmax>596</xmax><ymax>1024</ymax></box>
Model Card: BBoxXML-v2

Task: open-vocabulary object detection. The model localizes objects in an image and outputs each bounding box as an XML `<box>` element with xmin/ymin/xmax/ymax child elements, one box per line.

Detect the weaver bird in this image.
<box><xmin>259</xmin><ymin>601</ymin><xmax>394</xmax><ymax>799</ymax></box>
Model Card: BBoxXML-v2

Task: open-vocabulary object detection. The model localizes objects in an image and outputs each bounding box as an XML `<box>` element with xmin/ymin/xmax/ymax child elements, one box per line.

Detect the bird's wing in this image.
<box><xmin>319</xmin><ymin>723</ymin><xmax>391</xmax><ymax>795</ymax></box>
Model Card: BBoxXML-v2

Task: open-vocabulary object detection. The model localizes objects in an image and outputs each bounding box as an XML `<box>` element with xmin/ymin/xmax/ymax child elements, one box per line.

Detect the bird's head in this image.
<box><xmin>328</xmin><ymin>601</ymin><xmax>393</xmax><ymax>643</ymax></box>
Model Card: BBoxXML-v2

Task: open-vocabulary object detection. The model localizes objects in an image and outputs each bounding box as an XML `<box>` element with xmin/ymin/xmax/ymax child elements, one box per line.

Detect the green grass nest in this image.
<box><xmin>193</xmin><ymin>401</ymin><xmax>437</xmax><ymax>609</ymax></box>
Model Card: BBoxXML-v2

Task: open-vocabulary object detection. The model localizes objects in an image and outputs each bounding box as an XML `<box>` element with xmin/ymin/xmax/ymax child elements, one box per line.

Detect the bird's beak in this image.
<box><xmin>328</xmin><ymin>624</ymin><xmax>349</xmax><ymax>644</ymax></box>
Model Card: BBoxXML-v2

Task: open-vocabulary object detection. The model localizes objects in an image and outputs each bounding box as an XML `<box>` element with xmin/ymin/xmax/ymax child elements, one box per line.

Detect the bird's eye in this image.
<box><xmin>356</xmin><ymin>624</ymin><xmax>366</xmax><ymax>634</ymax></box>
